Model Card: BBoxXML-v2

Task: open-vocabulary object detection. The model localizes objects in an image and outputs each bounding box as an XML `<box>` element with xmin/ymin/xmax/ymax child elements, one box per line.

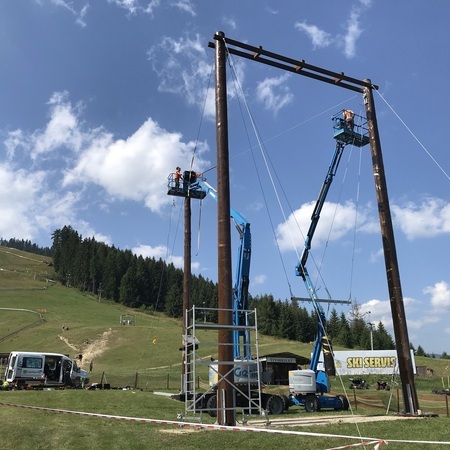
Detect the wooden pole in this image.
<box><xmin>215</xmin><ymin>31</ymin><xmax>235</xmax><ymax>426</ymax></box>
<box><xmin>181</xmin><ymin>197</ymin><xmax>192</xmax><ymax>391</ymax></box>
<box><xmin>363</xmin><ymin>83</ymin><xmax>419</xmax><ymax>415</ymax></box>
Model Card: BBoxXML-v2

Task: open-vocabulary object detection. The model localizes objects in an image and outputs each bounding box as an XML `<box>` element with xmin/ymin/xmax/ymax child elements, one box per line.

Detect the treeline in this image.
<box><xmin>0</xmin><ymin>238</ymin><xmax>53</xmax><ymax>257</ymax></box>
<box><xmin>51</xmin><ymin>226</ymin><xmax>218</xmax><ymax>318</ymax></box>
<box><xmin>251</xmin><ymin>295</ymin><xmax>395</xmax><ymax>351</ymax></box>
<box><xmin>50</xmin><ymin>225</ymin><xmax>394</xmax><ymax>351</ymax></box>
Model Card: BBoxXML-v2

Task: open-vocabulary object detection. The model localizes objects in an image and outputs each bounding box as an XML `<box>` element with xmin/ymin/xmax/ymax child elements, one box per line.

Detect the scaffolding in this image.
<box><xmin>181</xmin><ymin>305</ymin><xmax>264</xmax><ymax>421</ymax></box>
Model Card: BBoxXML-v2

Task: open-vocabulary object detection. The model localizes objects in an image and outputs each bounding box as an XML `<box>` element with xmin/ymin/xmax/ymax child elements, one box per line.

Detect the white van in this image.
<box><xmin>4</xmin><ymin>352</ymin><xmax>89</xmax><ymax>388</ymax></box>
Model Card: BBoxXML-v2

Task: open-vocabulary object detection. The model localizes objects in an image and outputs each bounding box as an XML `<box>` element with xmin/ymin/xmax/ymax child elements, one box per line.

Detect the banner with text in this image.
<box><xmin>318</xmin><ymin>350</ymin><xmax>416</xmax><ymax>375</ymax></box>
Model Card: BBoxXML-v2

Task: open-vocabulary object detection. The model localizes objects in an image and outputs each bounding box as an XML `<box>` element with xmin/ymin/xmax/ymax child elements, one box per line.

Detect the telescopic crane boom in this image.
<box><xmin>196</xmin><ymin>179</ymin><xmax>252</xmax><ymax>360</ymax></box>
<box><xmin>288</xmin><ymin>110</ymin><xmax>369</xmax><ymax>412</ymax></box>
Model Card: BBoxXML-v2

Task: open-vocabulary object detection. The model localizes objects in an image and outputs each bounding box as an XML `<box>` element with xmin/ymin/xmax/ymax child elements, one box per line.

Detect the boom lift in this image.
<box><xmin>168</xmin><ymin>174</ymin><xmax>286</xmax><ymax>416</ymax></box>
<box><xmin>167</xmin><ymin>172</ymin><xmax>251</xmax><ymax>358</ymax></box>
<box><xmin>195</xmin><ymin>178</ymin><xmax>287</xmax><ymax>415</ymax></box>
<box><xmin>288</xmin><ymin>111</ymin><xmax>370</xmax><ymax>412</ymax></box>
<box><xmin>197</xmin><ymin>179</ymin><xmax>252</xmax><ymax>361</ymax></box>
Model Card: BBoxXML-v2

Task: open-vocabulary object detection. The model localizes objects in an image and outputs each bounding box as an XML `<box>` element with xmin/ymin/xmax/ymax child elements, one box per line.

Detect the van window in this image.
<box><xmin>23</xmin><ymin>357</ymin><xmax>43</xmax><ymax>369</ymax></box>
<box><xmin>9</xmin><ymin>355</ymin><xmax>17</xmax><ymax>369</ymax></box>
<box><xmin>45</xmin><ymin>356</ymin><xmax>59</xmax><ymax>370</ymax></box>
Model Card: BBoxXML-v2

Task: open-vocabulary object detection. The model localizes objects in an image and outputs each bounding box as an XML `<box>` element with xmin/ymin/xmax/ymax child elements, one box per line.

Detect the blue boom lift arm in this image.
<box><xmin>295</xmin><ymin>110</ymin><xmax>370</xmax><ymax>381</ymax></box>
<box><xmin>289</xmin><ymin>112</ymin><xmax>370</xmax><ymax>411</ymax></box>
<box><xmin>196</xmin><ymin>179</ymin><xmax>252</xmax><ymax>361</ymax></box>
<box><xmin>295</xmin><ymin>140</ymin><xmax>345</xmax><ymax>386</ymax></box>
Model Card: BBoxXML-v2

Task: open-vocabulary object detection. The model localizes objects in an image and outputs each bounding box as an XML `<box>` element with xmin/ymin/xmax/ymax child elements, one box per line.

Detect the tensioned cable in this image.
<box><xmin>376</xmin><ymin>90</ymin><xmax>450</xmax><ymax>181</ymax></box>
<box><xmin>318</xmin><ymin>126</ymin><xmax>369</xmax><ymax>438</ymax></box>
<box><xmin>328</xmin><ymin>110</ymin><xmax>377</xmax><ymax>439</ymax></box>
<box><xmin>170</xmin><ymin>200</ymin><xmax>183</xmax><ymax>264</ymax></box>
<box><xmin>225</xmin><ymin>44</ymin><xmax>363</xmax><ymax>302</ymax></box>
<box><xmin>224</xmin><ymin>43</ymin><xmax>367</xmax><ymax>438</ymax></box>
<box><xmin>221</xmin><ymin>44</ymin><xmax>352</xmax><ymax>288</ymax></box>
<box><xmin>313</xmin><ymin>142</ymin><xmax>354</xmax><ymax>303</ymax></box>
<box><xmin>195</xmin><ymin>199</ymin><xmax>203</xmax><ymax>257</ymax></box>
<box><xmin>224</xmin><ymin>46</ymin><xmax>303</xmax><ymax>295</ymax></box>
<box><xmin>225</xmin><ymin>50</ymin><xmax>294</xmax><ymax>294</ymax></box>
<box><xmin>201</xmin><ymin>97</ymin><xmax>359</xmax><ymax>176</ymax></box>
<box><xmin>189</xmin><ymin>63</ymin><xmax>214</xmax><ymax>173</ymax></box>
<box><xmin>189</xmin><ymin>64</ymin><xmax>213</xmax><ymax>254</ymax></box>
<box><xmin>155</xmin><ymin>199</ymin><xmax>183</xmax><ymax>312</ymax></box>
<box><xmin>348</xmin><ymin>128</ymin><xmax>364</xmax><ymax>302</ymax></box>
<box><xmin>315</xmin><ymin>111</ymin><xmax>366</xmax><ymax>304</ymax></box>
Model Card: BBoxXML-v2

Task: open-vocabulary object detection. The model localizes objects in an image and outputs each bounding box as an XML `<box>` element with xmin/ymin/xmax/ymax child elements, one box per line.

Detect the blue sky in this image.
<box><xmin>1</xmin><ymin>1</ymin><xmax>449</xmax><ymax>355</ymax></box>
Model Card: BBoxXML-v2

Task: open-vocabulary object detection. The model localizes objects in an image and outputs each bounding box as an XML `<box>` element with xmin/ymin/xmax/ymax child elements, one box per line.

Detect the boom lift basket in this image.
<box><xmin>332</xmin><ymin>110</ymin><xmax>370</xmax><ymax>148</ymax></box>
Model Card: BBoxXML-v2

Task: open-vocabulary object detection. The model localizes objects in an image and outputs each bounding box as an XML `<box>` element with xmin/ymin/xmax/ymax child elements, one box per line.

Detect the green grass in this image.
<box><xmin>0</xmin><ymin>389</ymin><xmax>449</xmax><ymax>449</ymax></box>
<box><xmin>1</xmin><ymin>247</ymin><xmax>449</xmax><ymax>449</ymax></box>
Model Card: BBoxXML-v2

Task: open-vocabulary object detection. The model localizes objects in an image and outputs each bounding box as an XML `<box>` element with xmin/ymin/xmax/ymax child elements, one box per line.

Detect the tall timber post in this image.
<box><xmin>214</xmin><ymin>31</ymin><xmax>236</xmax><ymax>426</ymax></box>
<box><xmin>363</xmin><ymin>82</ymin><xmax>419</xmax><ymax>414</ymax></box>
<box><xmin>181</xmin><ymin>197</ymin><xmax>191</xmax><ymax>383</ymax></box>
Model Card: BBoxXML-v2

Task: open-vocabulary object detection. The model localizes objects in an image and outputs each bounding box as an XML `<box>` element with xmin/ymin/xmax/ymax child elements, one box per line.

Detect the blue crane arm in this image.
<box><xmin>295</xmin><ymin>141</ymin><xmax>346</xmax><ymax>372</ymax></box>
<box><xmin>295</xmin><ymin>141</ymin><xmax>345</xmax><ymax>279</ymax></box>
<box><xmin>197</xmin><ymin>179</ymin><xmax>252</xmax><ymax>360</ymax></box>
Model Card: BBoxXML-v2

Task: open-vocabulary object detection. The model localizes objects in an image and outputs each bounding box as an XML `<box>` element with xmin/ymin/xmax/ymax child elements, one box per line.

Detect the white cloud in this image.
<box><xmin>222</xmin><ymin>16</ymin><xmax>237</xmax><ymax>30</ymax></box>
<box><xmin>132</xmin><ymin>244</ymin><xmax>168</xmax><ymax>260</ymax></box>
<box><xmin>295</xmin><ymin>1</ymin><xmax>372</xmax><ymax>58</ymax></box>
<box><xmin>5</xmin><ymin>91</ymin><xmax>85</xmax><ymax>160</ymax></box>
<box><xmin>294</xmin><ymin>21</ymin><xmax>333</xmax><ymax>49</ymax></box>
<box><xmin>132</xmin><ymin>243</ymin><xmax>199</xmax><ymax>270</ymax></box>
<box><xmin>256</xmin><ymin>73</ymin><xmax>293</xmax><ymax>115</ymax></box>
<box><xmin>343</xmin><ymin>9</ymin><xmax>363</xmax><ymax>59</ymax></box>
<box><xmin>0</xmin><ymin>163</ymin><xmax>87</xmax><ymax>242</ymax></box>
<box><xmin>265</xmin><ymin>7</ymin><xmax>278</xmax><ymax>15</ymax></box>
<box><xmin>4</xmin><ymin>129</ymin><xmax>26</xmax><ymax>160</ymax></box>
<box><xmin>358</xmin><ymin>298</ymin><xmax>391</xmax><ymax>323</ymax></box>
<box><xmin>31</xmin><ymin>91</ymin><xmax>84</xmax><ymax>158</ymax></box>
<box><xmin>0</xmin><ymin>164</ymin><xmax>45</xmax><ymax>239</ymax></box>
<box><xmin>357</xmin><ymin>296</ymin><xmax>422</xmax><ymax>333</ymax></box>
<box><xmin>171</xmin><ymin>0</ymin><xmax>196</xmax><ymax>16</ymax></box>
<box><xmin>2</xmin><ymin>90</ymin><xmax>210</xmax><ymax>244</ymax></box>
<box><xmin>369</xmin><ymin>247</ymin><xmax>383</xmax><ymax>263</ymax></box>
<box><xmin>276</xmin><ymin>200</ymin><xmax>376</xmax><ymax>253</ymax></box>
<box><xmin>107</xmin><ymin>0</ymin><xmax>161</xmax><ymax>16</ymax></box>
<box><xmin>75</xmin><ymin>220</ymin><xmax>112</xmax><ymax>245</ymax></box>
<box><xmin>148</xmin><ymin>34</ymin><xmax>215</xmax><ymax>116</ymax></box>
<box><xmin>247</xmin><ymin>201</ymin><xmax>264</xmax><ymax>213</ymax></box>
<box><xmin>63</xmin><ymin>116</ymin><xmax>209</xmax><ymax>212</ymax></box>
<box><xmin>252</xmin><ymin>274</ymin><xmax>267</xmax><ymax>286</ymax></box>
<box><xmin>392</xmin><ymin>197</ymin><xmax>450</xmax><ymax>240</ymax></box>
<box><xmin>49</xmin><ymin>0</ymin><xmax>89</xmax><ymax>27</ymax></box>
<box><xmin>148</xmin><ymin>33</ymin><xmax>250</xmax><ymax>119</ymax></box>
<box><xmin>424</xmin><ymin>281</ymin><xmax>450</xmax><ymax>311</ymax></box>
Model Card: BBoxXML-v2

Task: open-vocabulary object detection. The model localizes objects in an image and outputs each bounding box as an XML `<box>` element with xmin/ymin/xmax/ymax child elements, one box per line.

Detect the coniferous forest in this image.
<box><xmin>1</xmin><ymin>226</ymin><xmax>396</xmax><ymax>351</ymax></box>
<box><xmin>0</xmin><ymin>237</ymin><xmax>53</xmax><ymax>257</ymax></box>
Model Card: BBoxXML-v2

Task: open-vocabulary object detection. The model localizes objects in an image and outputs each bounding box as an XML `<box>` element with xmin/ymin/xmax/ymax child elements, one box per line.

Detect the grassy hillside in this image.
<box><xmin>1</xmin><ymin>247</ymin><xmax>449</xmax><ymax>449</ymax></box>
<box><xmin>0</xmin><ymin>246</ymin><xmax>319</xmax><ymax>390</ymax></box>
<box><xmin>2</xmin><ymin>246</ymin><xmax>449</xmax><ymax>387</ymax></box>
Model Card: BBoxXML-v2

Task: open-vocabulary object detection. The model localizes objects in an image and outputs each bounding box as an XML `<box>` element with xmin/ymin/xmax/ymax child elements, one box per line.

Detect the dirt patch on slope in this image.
<box><xmin>58</xmin><ymin>328</ymin><xmax>115</xmax><ymax>366</ymax></box>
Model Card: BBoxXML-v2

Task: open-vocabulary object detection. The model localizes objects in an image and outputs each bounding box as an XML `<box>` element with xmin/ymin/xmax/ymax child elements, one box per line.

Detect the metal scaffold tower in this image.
<box><xmin>182</xmin><ymin>305</ymin><xmax>264</xmax><ymax>422</ymax></box>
